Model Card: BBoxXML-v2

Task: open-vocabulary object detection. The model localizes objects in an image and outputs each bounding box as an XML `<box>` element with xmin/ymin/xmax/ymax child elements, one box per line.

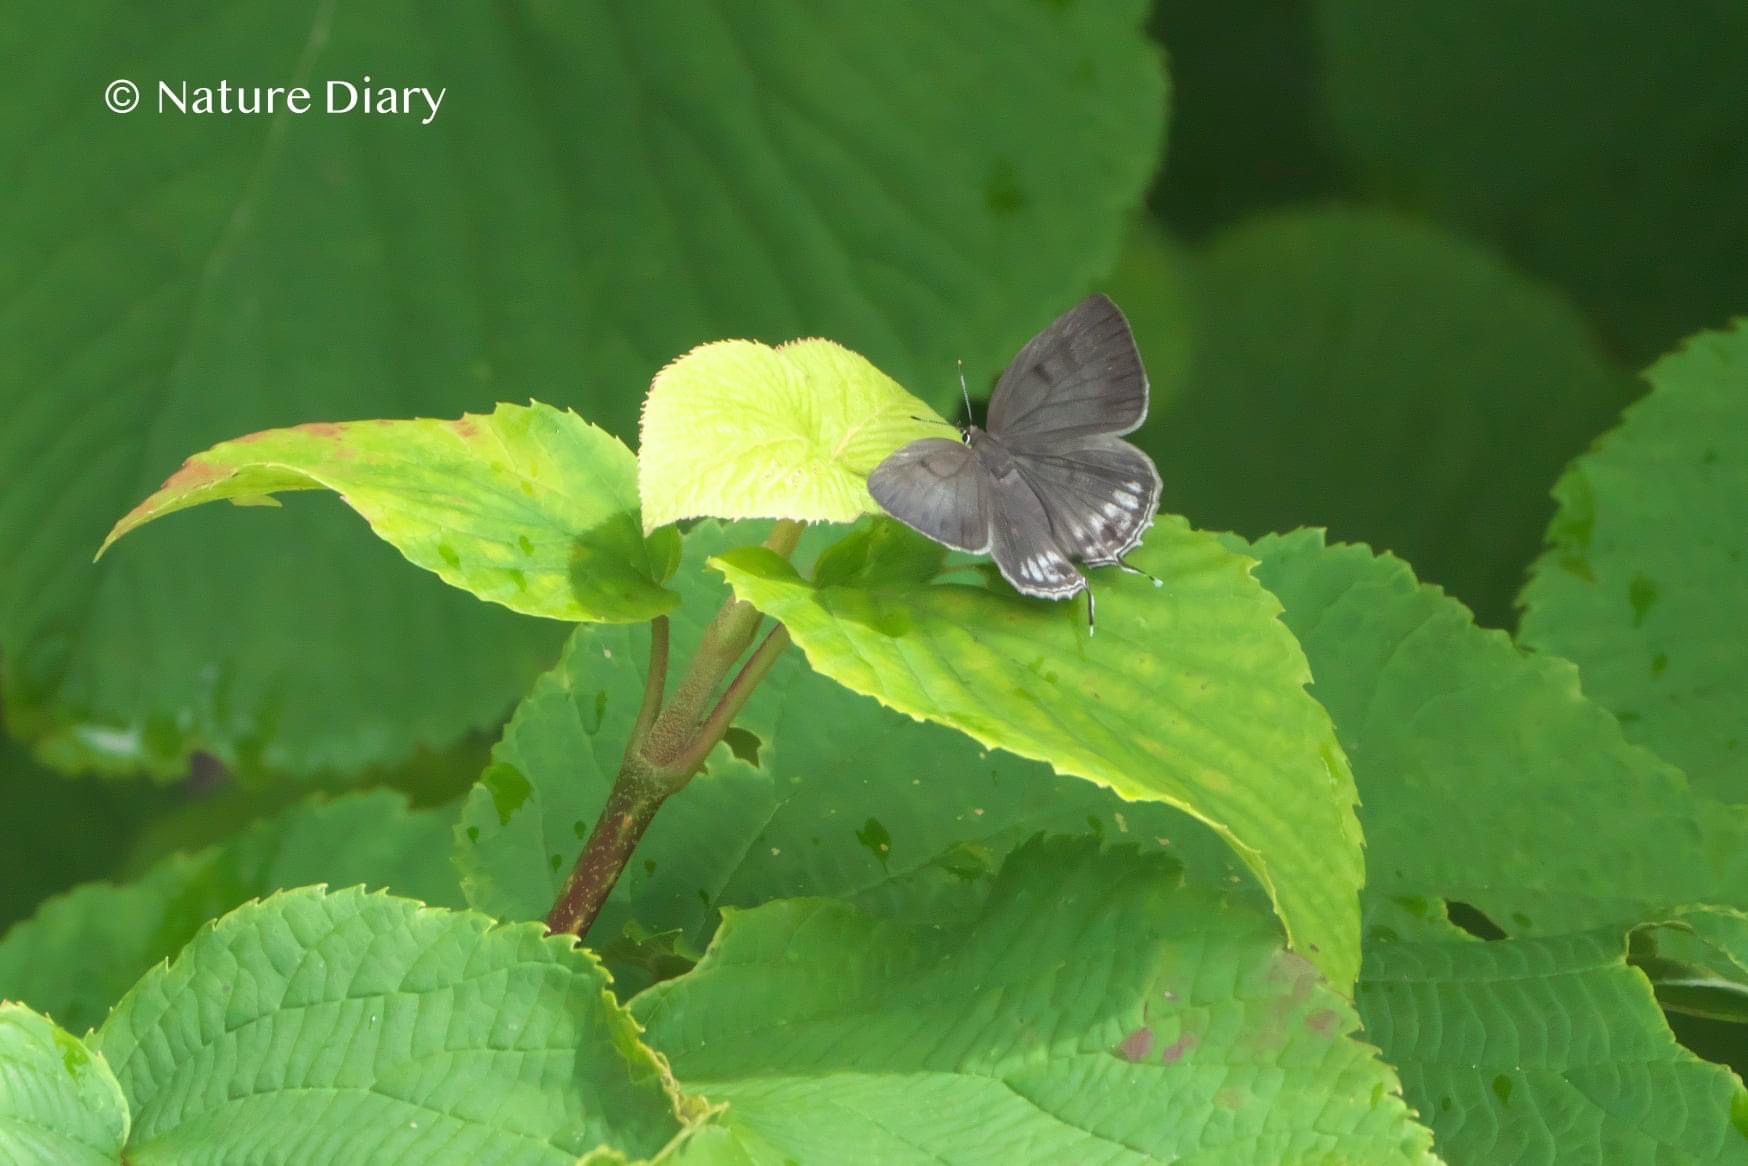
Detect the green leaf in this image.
<box><xmin>93</xmin><ymin>887</ymin><xmax>694</xmax><ymax>1164</ymax></box>
<box><xmin>0</xmin><ymin>789</ymin><xmax>461</xmax><ymax>1034</ymax></box>
<box><xmin>639</xmin><ymin>839</ymin><xmax>1437</xmax><ymax>1165</ymax></box>
<box><xmin>456</xmin><ymin>521</ymin><xmax>1251</xmax><ymax>990</ymax></box>
<box><xmin>0</xmin><ymin>1004</ymin><xmax>128</xmax><ymax>1166</ymax></box>
<box><xmin>1139</xmin><ymin>208</ymin><xmax>1633</xmax><ymax>628</ymax></box>
<box><xmin>1237</xmin><ymin>528</ymin><xmax>1748</xmax><ymax>937</ymax></box>
<box><xmin>0</xmin><ymin>738</ymin><xmax>173</xmax><ymax>932</ymax></box>
<box><xmin>639</xmin><ymin>340</ymin><xmax>944</xmax><ymax>531</ymax></box>
<box><xmin>1520</xmin><ymin>322</ymin><xmax>1748</xmax><ymax>800</ymax></box>
<box><xmin>1359</xmin><ymin>918</ymin><xmax>1748</xmax><ymax>1165</ymax></box>
<box><xmin>1315</xmin><ymin>0</ymin><xmax>1748</xmax><ymax>363</ymax></box>
<box><xmin>100</xmin><ymin>402</ymin><xmax>677</xmax><ymax>625</ymax></box>
<box><xmin>712</xmin><ymin>516</ymin><xmax>1365</xmax><ymax>990</ymax></box>
<box><xmin>2</xmin><ymin>1</ymin><xmax>1164</xmax><ymax>779</ymax></box>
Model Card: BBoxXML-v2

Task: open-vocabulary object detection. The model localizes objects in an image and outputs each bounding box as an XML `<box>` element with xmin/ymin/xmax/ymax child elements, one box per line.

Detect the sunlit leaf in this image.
<box><xmin>712</xmin><ymin>516</ymin><xmax>1364</xmax><ymax>990</ymax></box>
<box><xmin>1520</xmin><ymin>321</ymin><xmax>1748</xmax><ymax>800</ymax></box>
<box><xmin>640</xmin><ymin>839</ymin><xmax>1437</xmax><ymax>1165</ymax></box>
<box><xmin>94</xmin><ymin>888</ymin><xmax>696</xmax><ymax>1163</ymax></box>
<box><xmin>101</xmin><ymin>402</ymin><xmax>678</xmax><ymax>624</ymax></box>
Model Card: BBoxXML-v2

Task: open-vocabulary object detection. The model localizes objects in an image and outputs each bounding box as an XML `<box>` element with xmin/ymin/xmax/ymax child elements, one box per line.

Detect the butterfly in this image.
<box><xmin>867</xmin><ymin>294</ymin><xmax>1162</xmax><ymax>630</ymax></box>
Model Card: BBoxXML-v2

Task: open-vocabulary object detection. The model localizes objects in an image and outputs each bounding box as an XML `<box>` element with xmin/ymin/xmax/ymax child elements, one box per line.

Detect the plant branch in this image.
<box><xmin>545</xmin><ymin>519</ymin><xmax>805</xmax><ymax>941</ymax></box>
<box><xmin>628</xmin><ymin>615</ymin><xmax>669</xmax><ymax>752</ymax></box>
<box><xmin>544</xmin><ymin>770</ymin><xmax>663</xmax><ymax>937</ymax></box>
<box><xmin>668</xmin><ymin>623</ymin><xmax>791</xmax><ymax>777</ymax></box>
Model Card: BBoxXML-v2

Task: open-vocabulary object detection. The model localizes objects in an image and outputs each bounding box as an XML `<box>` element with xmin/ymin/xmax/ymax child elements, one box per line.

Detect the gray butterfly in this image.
<box><xmin>868</xmin><ymin>294</ymin><xmax>1162</xmax><ymax>629</ymax></box>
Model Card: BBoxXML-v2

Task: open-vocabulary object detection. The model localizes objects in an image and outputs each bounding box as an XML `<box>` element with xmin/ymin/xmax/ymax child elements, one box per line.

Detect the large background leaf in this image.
<box><xmin>1520</xmin><ymin>322</ymin><xmax>1748</xmax><ymax>801</ymax></box>
<box><xmin>1136</xmin><ymin>209</ymin><xmax>1632</xmax><ymax>629</ymax></box>
<box><xmin>714</xmin><ymin>518</ymin><xmax>1365</xmax><ymax>990</ymax></box>
<box><xmin>641</xmin><ymin>840</ymin><xmax>1437</xmax><ymax>1165</ymax></box>
<box><xmin>0</xmin><ymin>0</ymin><xmax>1165</xmax><ymax>778</ymax></box>
<box><xmin>0</xmin><ymin>789</ymin><xmax>461</xmax><ymax>1033</ymax></box>
<box><xmin>93</xmin><ymin>887</ymin><xmax>694</xmax><ymax>1164</ymax></box>
<box><xmin>1314</xmin><ymin>0</ymin><xmax>1748</xmax><ymax>364</ymax></box>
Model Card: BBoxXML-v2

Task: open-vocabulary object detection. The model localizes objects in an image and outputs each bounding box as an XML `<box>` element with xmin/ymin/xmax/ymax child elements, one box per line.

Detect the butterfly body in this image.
<box><xmin>868</xmin><ymin>295</ymin><xmax>1162</xmax><ymax>624</ymax></box>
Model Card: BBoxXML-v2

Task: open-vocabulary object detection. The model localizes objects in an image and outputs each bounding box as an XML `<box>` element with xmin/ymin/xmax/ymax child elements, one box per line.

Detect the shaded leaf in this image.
<box><xmin>1316</xmin><ymin>0</ymin><xmax>1748</xmax><ymax>362</ymax></box>
<box><xmin>640</xmin><ymin>839</ymin><xmax>1437</xmax><ymax>1165</ymax></box>
<box><xmin>0</xmin><ymin>789</ymin><xmax>460</xmax><ymax>1034</ymax></box>
<box><xmin>1</xmin><ymin>0</ymin><xmax>1164</xmax><ymax>778</ymax></box>
<box><xmin>639</xmin><ymin>340</ymin><xmax>943</xmax><ymax>531</ymax></box>
<box><xmin>94</xmin><ymin>887</ymin><xmax>695</xmax><ymax>1164</ymax></box>
<box><xmin>101</xmin><ymin>402</ymin><xmax>678</xmax><ymax>625</ymax></box>
<box><xmin>713</xmin><ymin>516</ymin><xmax>1364</xmax><ymax>990</ymax></box>
<box><xmin>0</xmin><ymin>1004</ymin><xmax>127</xmax><ymax>1166</ymax></box>
<box><xmin>1520</xmin><ymin>321</ymin><xmax>1748</xmax><ymax>800</ymax></box>
<box><xmin>1142</xmin><ymin>209</ymin><xmax>1632</xmax><ymax>628</ymax></box>
<box><xmin>1360</xmin><ymin>917</ymin><xmax>1748</xmax><ymax>1165</ymax></box>
<box><xmin>1238</xmin><ymin>529</ymin><xmax>1748</xmax><ymax>937</ymax></box>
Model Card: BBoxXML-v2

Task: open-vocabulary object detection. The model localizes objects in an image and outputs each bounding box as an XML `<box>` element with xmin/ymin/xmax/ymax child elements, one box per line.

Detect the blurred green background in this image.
<box><xmin>2</xmin><ymin>1</ymin><xmax>1744</xmax><ymax>926</ymax></box>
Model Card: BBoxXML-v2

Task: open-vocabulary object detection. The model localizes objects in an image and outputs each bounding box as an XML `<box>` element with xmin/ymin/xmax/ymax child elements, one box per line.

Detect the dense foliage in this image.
<box><xmin>3</xmin><ymin>3</ymin><xmax>1745</xmax><ymax>1162</ymax></box>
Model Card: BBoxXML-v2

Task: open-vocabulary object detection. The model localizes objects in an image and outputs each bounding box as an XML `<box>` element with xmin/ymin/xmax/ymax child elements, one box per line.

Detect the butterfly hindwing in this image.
<box><xmin>1013</xmin><ymin>435</ymin><xmax>1162</xmax><ymax>565</ymax></box>
<box><xmin>985</xmin><ymin>294</ymin><xmax>1148</xmax><ymax>445</ymax></box>
<box><xmin>866</xmin><ymin>437</ymin><xmax>991</xmax><ymax>554</ymax></box>
<box><xmin>986</xmin><ymin>472</ymin><xmax>1086</xmax><ymax>599</ymax></box>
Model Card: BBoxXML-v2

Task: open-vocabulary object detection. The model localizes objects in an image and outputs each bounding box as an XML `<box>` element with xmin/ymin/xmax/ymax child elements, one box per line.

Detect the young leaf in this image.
<box><xmin>3</xmin><ymin>1</ymin><xmax>1164</xmax><ymax>780</ymax></box>
<box><xmin>1359</xmin><ymin>917</ymin><xmax>1748</xmax><ymax>1165</ymax></box>
<box><xmin>1239</xmin><ymin>529</ymin><xmax>1748</xmax><ymax>934</ymax></box>
<box><xmin>638</xmin><ymin>839</ymin><xmax>1437</xmax><ymax>1164</ymax></box>
<box><xmin>1520</xmin><ymin>321</ymin><xmax>1748</xmax><ymax>800</ymax></box>
<box><xmin>712</xmin><ymin>516</ymin><xmax>1366</xmax><ymax>991</ymax></box>
<box><xmin>0</xmin><ymin>1004</ymin><xmax>128</xmax><ymax>1166</ymax></box>
<box><xmin>639</xmin><ymin>339</ymin><xmax>945</xmax><ymax>531</ymax></box>
<box><xmin>0</xmin><ymin>789</ymin><xmax>461</xmax><ymax>1034</ymax></box>
<box><xmin>93</xmin><ymin>887</ymin><xmax>696</xmax><ymax>1164</ymax></box>
<box><xmin>99</xmin><ymin>402</ymin><xmax>679</xmax><ymax>625</ymax></box>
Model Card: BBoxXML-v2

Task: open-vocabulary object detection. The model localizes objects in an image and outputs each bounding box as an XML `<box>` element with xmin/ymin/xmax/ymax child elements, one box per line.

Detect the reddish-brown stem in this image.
<box><xmin>544</xmin><ymin>770</ymin><xmax>663</xmax><ymax>937</ymax></box>
<box><xmin>544</xmin><ymin>520</ymin><xmax>804</xmax><ymax>942</ymax></box>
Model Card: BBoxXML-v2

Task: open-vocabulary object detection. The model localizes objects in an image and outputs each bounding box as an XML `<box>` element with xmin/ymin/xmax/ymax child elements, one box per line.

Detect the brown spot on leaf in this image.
<box><xmin>1114</xmin><ymin>1027</ymin><xmax>1154</xmax><ymax>1062</ymax></box>
<box><xmin>1215</xmin><ymin>1086</ymin><xmax>1247</xmax><ymax>1110</ymax></box>
<box><xmin>1305</xmin><ymin>1008</ymin><xmax>1340</xmax><ymax>1037</ymax></box>
<box><xmin>293</xmin><ymin>421</ymin><xmax>345</xmax><ymax>437</ymax></box>
<box><xmin>160</xmin><ymin>458</ymin><xmax>224</xmax><ymax>492</ymax></box>
<box><xmin>450</xmin><ymin>417</ymin><xmax>480</xmax><ymax>438</ymax></box>
<box><xmin>1159</xmin><ymin>1033</ymin><xmax>1198</xmax><ymax>1064</ymax></box>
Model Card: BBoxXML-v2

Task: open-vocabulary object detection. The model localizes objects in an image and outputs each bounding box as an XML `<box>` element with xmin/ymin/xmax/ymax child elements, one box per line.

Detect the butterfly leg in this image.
<box><xmin>1110</xmin><ymin>555</ymin><xmax>1164</xmax><ymax>588</ymax></box>
<box><xmin>1085</xmin><ymin>585</ymin><xmax>1097</xmax><ymax>635</ymax></box>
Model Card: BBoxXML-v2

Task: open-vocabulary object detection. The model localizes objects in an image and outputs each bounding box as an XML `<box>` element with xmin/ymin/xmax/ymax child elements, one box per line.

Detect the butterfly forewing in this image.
<box><xmin>986</xmin><ymin>472</ymin><xmax>1086</xmax><ymax>598</ymax></box>
<box><xmin>866</xmin><ymin>437</ymin><xmax>992</xmax><ymax>554</ymax></box>
<box><xmin>985</xmin><ymin>294</ymin><xmax>1148</xmax><ymax>444</ymax></box>
<box><xmin>1013</xmin><ymin>435</ymin><xmax>1161</xmax><ymax>564</ymax></box>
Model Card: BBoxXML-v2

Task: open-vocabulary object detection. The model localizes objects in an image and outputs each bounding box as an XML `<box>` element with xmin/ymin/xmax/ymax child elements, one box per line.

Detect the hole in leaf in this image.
<box><xmin>721</xmin><ymin>726</ymin><xmax>761</xmax><ymax>765</ymax></box>
<box><xmin>1446</xmin><ymin>900</ymin><xmax>1506</xmax><ymax>941</ymax></box>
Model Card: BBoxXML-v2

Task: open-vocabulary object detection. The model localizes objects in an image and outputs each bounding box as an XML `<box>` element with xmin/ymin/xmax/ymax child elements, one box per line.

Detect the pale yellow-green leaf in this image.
<box><xmin>638</xmin><ymin>339</ymin><xmax>944</xmax><ymax>533</ymax></box>
<box><xmin>98</xmin><ymin>401</ymin><xmax>678</xmax><ymax>624</ymax></box>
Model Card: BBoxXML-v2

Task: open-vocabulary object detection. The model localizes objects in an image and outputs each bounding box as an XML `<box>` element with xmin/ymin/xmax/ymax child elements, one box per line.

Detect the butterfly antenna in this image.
<box><xmin>956</xmin><ymin>359</ymin><xmax>976</xmax><ymax>425</ymax></box>
<box><xmin>909</xmin><ymin>414</ymin><xmax>959</xmax><ymax>430</ymax></box>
